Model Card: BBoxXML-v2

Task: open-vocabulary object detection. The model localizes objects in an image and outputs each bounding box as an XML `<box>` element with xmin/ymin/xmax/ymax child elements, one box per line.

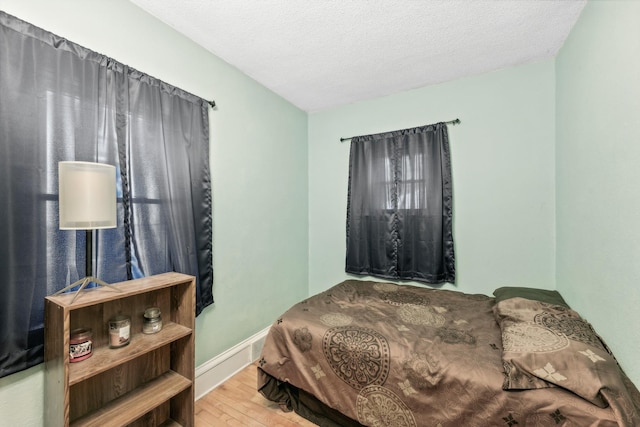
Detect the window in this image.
<box><xmin>345</xmin><ymin>123</ymin><xmax>455</xmax><ymax>284</ymax></box>
<box><xmin>0</xmin><ymin>11</ymin><xmax>213</xmax><ymax>378</ymax></box>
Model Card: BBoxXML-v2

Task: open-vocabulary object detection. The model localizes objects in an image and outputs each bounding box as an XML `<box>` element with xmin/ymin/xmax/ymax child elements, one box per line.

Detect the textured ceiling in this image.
<box><xmin>129</xmin><ymin>0</ymin><xmax>586</xmax><ymax>112</ymax></box>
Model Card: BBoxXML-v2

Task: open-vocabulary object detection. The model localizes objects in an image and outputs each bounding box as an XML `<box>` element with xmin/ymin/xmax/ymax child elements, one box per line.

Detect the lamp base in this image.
<box><xmin>54</xmin><ymin>276</ymin><xmax>123</xmax><ymax>303</ymax></box>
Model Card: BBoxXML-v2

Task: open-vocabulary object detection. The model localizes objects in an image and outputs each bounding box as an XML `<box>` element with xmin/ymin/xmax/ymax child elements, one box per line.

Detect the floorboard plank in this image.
<box><xmin>195</xmin><ymin>363</ymin><xmax>317</xmax><ymax>427</ymax></box>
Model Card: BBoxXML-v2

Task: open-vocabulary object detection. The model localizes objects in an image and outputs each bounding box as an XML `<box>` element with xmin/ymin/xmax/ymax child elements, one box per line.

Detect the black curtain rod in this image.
<box><xmin>207</xmin><ymin>100</ymin><xmax>216</xmax><ymax>108</ymax></box>
<box><xmin>340</xmin><ymin>118</ymin><xmax>460</xmax><ymax>142</ymax></box>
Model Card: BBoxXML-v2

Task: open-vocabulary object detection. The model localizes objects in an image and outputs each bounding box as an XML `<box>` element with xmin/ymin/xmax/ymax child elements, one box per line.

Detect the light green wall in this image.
<box><xmin>0</xmin><ymin>1</ymin><xmax>308</xmax><ymax>425</ymax></box>
<box><xmin>308</xmin><ymin>61</ymin><xmax>557</xmax><ymax>297</ymax></box>
<box><xmin>555</xmin><ymin>0</ymin><xmax>640</xmax><ymax>386</ymax></box>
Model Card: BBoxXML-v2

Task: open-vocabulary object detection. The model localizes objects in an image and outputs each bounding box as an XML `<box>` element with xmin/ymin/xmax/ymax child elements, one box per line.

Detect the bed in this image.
<box><xmin>257</xmin><ymin>280</ymin><xmax>640</xmax><ymax>426</ymax></box>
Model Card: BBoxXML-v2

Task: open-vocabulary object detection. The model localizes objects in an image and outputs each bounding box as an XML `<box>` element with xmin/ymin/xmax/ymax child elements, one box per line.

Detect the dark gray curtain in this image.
<box><xmin>0</xmin><ymin>11</ymin><xmax>213</xmax><ymax>378</ymax></box>
<box><xmin>346</xmin><ymin>123</ymin><xmax>455</xmax><ymax>283</ymax></box>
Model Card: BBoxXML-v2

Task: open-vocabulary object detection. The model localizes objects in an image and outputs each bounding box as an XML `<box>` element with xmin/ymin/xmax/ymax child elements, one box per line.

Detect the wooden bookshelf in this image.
<box><xmin>45</xmin><ymin>272</ymin><xmax>195</xmax><ymax>427</ymax></box>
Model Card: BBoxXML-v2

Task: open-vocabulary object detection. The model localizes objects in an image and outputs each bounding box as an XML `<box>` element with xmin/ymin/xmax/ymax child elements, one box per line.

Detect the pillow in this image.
<box><xmin>493</xmin><ymin>286</ymin><xmax>569</xmax><ymax>308</ymax></box>
<box><xmin>493</xmin><ymin>297</ymin><xmax>623</xmax><ymax>408</ymax></box>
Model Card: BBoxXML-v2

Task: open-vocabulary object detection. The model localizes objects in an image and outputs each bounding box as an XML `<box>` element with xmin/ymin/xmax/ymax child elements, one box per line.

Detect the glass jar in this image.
<box><xmin>108</xmin><ymin>315</ymin><xmax>131</xmax><ymax>348</ymax></box>
<box><xmin>143</xmin><ymin>307</ymin><xmax>162</xmax><ymax>334</ymax></box>
<box><xmin>69</xmin><ymin>328</ymin><xmax>93</xmax><ymax>362</ymax></box>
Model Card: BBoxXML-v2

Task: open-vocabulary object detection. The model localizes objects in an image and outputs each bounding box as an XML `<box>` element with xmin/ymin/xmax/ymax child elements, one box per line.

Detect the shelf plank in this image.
<box><xmin>71</xmin><ymin>371</ymin><xmax>191</xmax><ymax>427</ymax></box>
<box><xmin>158</xmin><ymin>420</ymin><xmax>182</xmax><ymax>427</ymax></box>
<box><xmin>70</xmin><ymin>322</ymin><xmax>192</xmax><ymax>386</ymax></box>
<box><xmin>46</xmin><ymin>272</ymin><xmax>194</xmax><ymax>309</ymax></box>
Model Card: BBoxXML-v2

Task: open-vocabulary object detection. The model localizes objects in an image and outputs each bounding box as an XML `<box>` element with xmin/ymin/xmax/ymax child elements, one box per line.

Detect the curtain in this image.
<box><xmin>0</xmin><ymin>11</ymin><xmax>213</xmax><ymax>378</ymax></box>
<box><xmin>345</xmin><ymin>123</ymin><xmax>455</xmax><ymax>283</ymax></box>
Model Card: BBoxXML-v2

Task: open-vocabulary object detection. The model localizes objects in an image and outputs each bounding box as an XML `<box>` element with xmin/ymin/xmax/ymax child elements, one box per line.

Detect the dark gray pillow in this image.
<box><xmin>493</xmin><ymin>286</ymin><xmax>569</xmax><ymax>308</ymax></box>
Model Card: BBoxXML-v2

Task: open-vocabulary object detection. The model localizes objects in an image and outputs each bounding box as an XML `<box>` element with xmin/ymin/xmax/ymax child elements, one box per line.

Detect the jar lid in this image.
<box><xmin>144</xmin><ymin>307</ymin><xmax>161</xmax><ymax>319</ymax></box>
<box><xmin>70</xmin><ymin>328</ymin><xmax>92</xmax><ymax>339</ymax></box>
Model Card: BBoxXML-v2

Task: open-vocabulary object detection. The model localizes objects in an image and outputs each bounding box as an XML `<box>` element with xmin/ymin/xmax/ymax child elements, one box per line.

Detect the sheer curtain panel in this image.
<box><xmin>0</xmin><ymin>11</ymin><xmax>213</xmax><ymax>378</ymax></box>
<box><xmin>345</xmin><ymin>123</ymin><xmax>455</xmax><ymax>284</ymax></box>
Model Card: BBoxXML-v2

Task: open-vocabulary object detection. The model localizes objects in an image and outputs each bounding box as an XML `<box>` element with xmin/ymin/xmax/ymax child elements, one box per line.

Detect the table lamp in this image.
<box><xmin>54</xmin><ymin>161</ymin><xmax>121</xmax><ymax>302</ymax></box>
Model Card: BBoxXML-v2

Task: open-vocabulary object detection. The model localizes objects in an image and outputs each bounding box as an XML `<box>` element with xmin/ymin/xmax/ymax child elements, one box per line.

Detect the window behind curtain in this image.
<box><xmin>345</xmin><ymin>123</ymin><xmax>455</xmax><ymax>284</ymax></box>
<box><xmin>0</xmin><ymin>11</ymin><xmax>213</xmax><ymax>378</ymax></box>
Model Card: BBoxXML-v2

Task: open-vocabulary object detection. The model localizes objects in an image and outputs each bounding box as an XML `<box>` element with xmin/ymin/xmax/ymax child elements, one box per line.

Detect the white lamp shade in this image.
<box><xmin>59</xmin><ymin>161</ymin><xmax>117</xmax><ymax>230</ymax></box>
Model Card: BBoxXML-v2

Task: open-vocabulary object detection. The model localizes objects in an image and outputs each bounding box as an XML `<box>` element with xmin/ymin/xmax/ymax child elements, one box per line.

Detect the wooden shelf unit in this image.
<box><xmin>45</xmin><ymin>272</ymin><xmax>196</xmax><ymax>427</ymax></box>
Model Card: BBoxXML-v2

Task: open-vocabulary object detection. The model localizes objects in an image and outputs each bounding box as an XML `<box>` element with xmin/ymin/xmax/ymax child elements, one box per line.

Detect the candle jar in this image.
<box><xmin>69</xmin><ymin>328</ymin><xmax>93</xmax><ymax>362</ymax></box>
<box><xmin>143</xmin><ymin>307</ymin><xmax>162</xmax><ymax>334</ymax></box>
<box><xmin>108</xmin><ymin>315</ymin><xmax>131</xmax><ymax>348</ymax></box>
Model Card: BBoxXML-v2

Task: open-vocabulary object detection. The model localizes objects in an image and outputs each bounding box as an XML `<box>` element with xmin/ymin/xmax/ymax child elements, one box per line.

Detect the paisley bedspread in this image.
<box><xmin>257</xmin><ymin>280</ymin><xmax>640</xmax><ymax>426</ymax></box>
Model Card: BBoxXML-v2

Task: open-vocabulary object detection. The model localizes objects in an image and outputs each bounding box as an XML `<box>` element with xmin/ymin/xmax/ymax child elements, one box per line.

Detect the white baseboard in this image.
<box><xmin>194</xmin><ymin>326</ymin><xmax>271</xmax><ymax>400</ymax></box>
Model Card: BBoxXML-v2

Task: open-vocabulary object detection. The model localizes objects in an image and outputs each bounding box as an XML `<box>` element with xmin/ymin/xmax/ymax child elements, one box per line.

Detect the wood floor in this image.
<box><xmin>195</xmin><ymin>362</ymin><xmax>316</xmax><ymax>426</ymax></box>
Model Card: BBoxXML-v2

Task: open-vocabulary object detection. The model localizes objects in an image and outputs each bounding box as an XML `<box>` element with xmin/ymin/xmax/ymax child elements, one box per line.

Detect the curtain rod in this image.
<box><xmin>340</xmin><ymin>118</ymin><xmax>460</xmax><ymax>142</ymax></box>
<box><xmin>207</xmin><ymin>100</ymin><xmax>216</xmax><ymax>108</ymax></box>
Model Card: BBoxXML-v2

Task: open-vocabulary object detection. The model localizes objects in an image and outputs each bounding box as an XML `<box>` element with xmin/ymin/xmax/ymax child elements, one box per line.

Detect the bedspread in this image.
<box><xmin>258</xmin><ymin>280</ymin><xmax>640</xmax><ymax>426</ymax></box>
